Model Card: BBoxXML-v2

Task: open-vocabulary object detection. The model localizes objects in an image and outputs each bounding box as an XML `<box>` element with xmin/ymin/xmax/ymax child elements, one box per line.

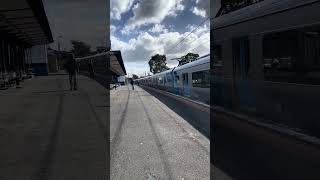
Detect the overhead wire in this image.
<box><xmin>166</xmin><ymin>17</ymin><xmax>210</xmax><ymax>55</ymax></box>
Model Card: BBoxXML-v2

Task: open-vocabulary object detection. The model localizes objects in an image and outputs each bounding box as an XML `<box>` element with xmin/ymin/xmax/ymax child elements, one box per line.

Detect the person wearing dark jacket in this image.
<box><xmin>64</xmin><ymin>53</ymin><xmax>78</xmax><ymax>90</ymax></box>
<box><xmin>130</xmin><ymin>78</ymin><xmax>134</xmax><ymax>90</ymax></box>
<box><xmin>88</xmin><ymin>62</ymin><xmax>94</xmax><ymax>78</ymax></box>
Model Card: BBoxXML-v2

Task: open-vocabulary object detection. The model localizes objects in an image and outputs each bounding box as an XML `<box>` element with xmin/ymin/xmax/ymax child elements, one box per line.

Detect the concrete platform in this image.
<box><xmin>0</xmin><ymin>74</ymin><xmax>232</xmax><ymax>179</ymax></box>
<box><xmin>110</xmin><ymin>85</ymin><xmax>211</xmax><ymax>179</ymax></box>
<box><xmin>0</xmin><ymin>74</ymin><xmax>108</xmax><ymax>179</ymax></box>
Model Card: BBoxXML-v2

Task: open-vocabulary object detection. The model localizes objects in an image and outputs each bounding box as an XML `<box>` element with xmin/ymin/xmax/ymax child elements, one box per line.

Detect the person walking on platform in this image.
<box><xmin>130</xmin><ymin>78</ymin><xmax>134</xmax><ymax>90</ymax></box>
<box><xmin>112</xmin><ymin>77</ymin><xmax>117</xmax><ymax>90</ymax></box>
<box><xmin>64</xmin><ymin>53</ymin><xmax>78</xmax><ymax>91</ymax></box>
<box><xmin>88</xmin><ymin>62</ymin><xmax>94</xmax><ymax>79</ymax></box>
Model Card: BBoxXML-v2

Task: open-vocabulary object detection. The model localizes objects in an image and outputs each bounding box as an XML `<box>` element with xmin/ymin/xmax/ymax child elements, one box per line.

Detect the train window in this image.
<box><xmin>166</xmin><ymin>73</ymin><xmax>172</xmax><ymax>83</ymax></box>
<box><xmin>212</xmin><ymin>45</ymin><xmax>223</xmax><ymax>76</ymax></box>
<box><xmin>159</xmin><ymin>77</ymin><xmax>163</xmax><ymax>85</ymax></box>
<box><xmin>175</xmin><ymin>75</ymin><xmax>180</xmax><ymax>85</ymax></box>
<box><xmin>263</xmin><ymin>28</ymin><xmax>320</xmax><ymax>85</ymax></box>
<box><xmin>192</xmin><ymin>70</ymin><xmax>210</xmax><ymax>88</ymax></box>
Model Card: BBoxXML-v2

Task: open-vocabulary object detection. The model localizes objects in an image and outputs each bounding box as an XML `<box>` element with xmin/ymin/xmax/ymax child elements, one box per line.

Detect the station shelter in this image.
<box><xmin>0</xmin><ymin>0</ymin><xmax>53</xmax><ymax>79</ymax></box>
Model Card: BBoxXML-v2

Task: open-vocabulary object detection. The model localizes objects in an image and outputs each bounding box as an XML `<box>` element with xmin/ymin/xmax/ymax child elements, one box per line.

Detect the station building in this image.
<box><xmin>0</xmin><ymin>0</ymin><xmax>53</xmax><ymax>78</ymax></box>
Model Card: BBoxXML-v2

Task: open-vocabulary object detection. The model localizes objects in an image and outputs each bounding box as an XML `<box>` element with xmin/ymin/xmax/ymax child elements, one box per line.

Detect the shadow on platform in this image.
<box><xmin>140</xmin><ymin>86</ymin><xmax>210</xmax><ymax>139</ymax></box>
<box><xmin>31</xmin><ymin>90</ymin><xmax>71</xmax><ymax>94</ymax></box>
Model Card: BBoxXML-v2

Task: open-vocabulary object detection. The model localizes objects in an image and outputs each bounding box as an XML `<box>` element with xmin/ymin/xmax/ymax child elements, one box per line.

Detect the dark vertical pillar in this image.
<box><xmin>7</xmin><ymin>42</ymin><xmax>10</xmax><ymax>70</ymax></box>
<box><xmin>2</xmin><ymin>40</ymin><xmax>7</xmax><ymax>73</ymax></box>
<box><xmin>25</xmin><ymin>48</ymin><xmax>28</xmax><ymax>69</ymax></box>
<box><xmin>9</xmin><ymin>43</ymin><xmax>13</xmax><ymax>70</ymax></box>
<box><xmin>13</xmin><ymin>44</ymin><xmax>16</xmax><ymax>71</ymax></box>
<box><xmin>13</xmin><ymin>43</ymin><xmax>17</xmax><ymax>72</ymax></box>
<box><xmin>4</xmin><ymin>41</ymin><xmax>9</xmax><ymax>71</ymax></box>
<box><xmin>17</xmin><ymin>45</ymin><xmax>21</xmax><ymax>76</ymax></box>
<box><xmin>0</xmin><ymin>40</ymin><xmax>3</xmax><ymax>75</ymax></box>
<box><xmin>22</xmin><ymin>47</ymin><xmax>26</xmax><ymax>73</ymax></box>
<box><xmin>10</xmin><ymin>43</ymin><xmax>15</xmax><ymax>70</ymax></box>
<box><xmin>19</xmin><ymin>46</ymin><xmax>22</xmax><ymax>75</ymax></box>
<box><xmin>28</xmin><ymin>48</ymin><xmax>31</xmax><ymax>69</ymax></box>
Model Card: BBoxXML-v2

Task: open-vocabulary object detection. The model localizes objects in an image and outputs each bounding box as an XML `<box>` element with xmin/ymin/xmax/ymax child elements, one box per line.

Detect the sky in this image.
<box><xmin>43</xmin><ymin>0</ymin><xmax>108</xmax><ymax>51</ymax></box>
<box><xmin>111</xmin><ymin>0</ymin><xmax>210</xmax><ymax>77</ymax></box>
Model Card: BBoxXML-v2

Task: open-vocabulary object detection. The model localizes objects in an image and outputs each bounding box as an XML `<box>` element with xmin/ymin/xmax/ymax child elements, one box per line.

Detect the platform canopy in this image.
<box><xmin>110</xmin><ymin>50</ymin><xmax>127</xmax><ymax>76</ymax></box>
<box><xmin>0</xmin><ymin>0</ymin><xmax>53</xmax><ymax>46</ymax></box>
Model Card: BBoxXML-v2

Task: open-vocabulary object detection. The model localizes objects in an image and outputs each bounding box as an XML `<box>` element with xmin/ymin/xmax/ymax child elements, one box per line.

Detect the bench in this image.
<box><xmin>0</xmin><ymin>74</ymin><xmax>21</xmax><ymax>89</ymax></box>
<box><xmin>7</xmin><ymin>75</ymin><xmax>17</xmax><ymax>87</ymax></box>
<box><xmin>0</xmin><ymin>78</ymin><xmax>7</xmax><ymax>89</ymax></box>
<box><xmin>20</xmin><ymin>74</ymin><xmax>28</xmax><ymax>81</ymax></box>
<box><xmin>0</xmin><ymin>74</ymin><xmax>10</xmax><ymax>89</ymax></box>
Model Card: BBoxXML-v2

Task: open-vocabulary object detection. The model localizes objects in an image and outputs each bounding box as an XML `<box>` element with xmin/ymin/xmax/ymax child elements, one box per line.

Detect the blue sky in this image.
<box><xmin>110</xmin><ymin>0</ymin><xmax>210</xmax><ymax>77</ymax></box>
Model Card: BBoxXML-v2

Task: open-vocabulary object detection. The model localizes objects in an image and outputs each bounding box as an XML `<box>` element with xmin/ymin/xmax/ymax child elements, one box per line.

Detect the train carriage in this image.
<box><xmin>211</xmin><ymin>0</ymin><xmax>320</xmax><ymax>137</ymax></box>
<box><xmin>136</xmin><ymin>54</ymin><xmax>210</xmax><ymax>105</ymax></box>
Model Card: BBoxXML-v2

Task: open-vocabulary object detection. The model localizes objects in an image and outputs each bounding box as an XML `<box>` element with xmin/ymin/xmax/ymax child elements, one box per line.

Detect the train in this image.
<box><xmin>211</xmin><ymin>0</ymin><xmax>320</xmax><ymax>138</ymax></box>
<box><xmin>135</xmin><ymin>54</ymin><xmax>210</xmax><ymax>105</ymax></box>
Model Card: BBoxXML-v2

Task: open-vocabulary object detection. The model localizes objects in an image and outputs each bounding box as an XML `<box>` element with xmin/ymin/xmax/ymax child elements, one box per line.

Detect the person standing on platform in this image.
<box><xmin>113</xmin><ymin>77</ymin><xmax>117</xmax><ymax>90</ymax></box>
<box><xmin>130</xmin><ymin>78</ymin><xmax>134</xmax><ymax>90</ymax></box>
<box><xmin>64</xmin><ymin>53</ymin><xmax>78</xmax><ymax>91</ymax></box>
<box><xmin>88</xmin><ymin>62</ymin><xmax>94</xmax><ymax>79</ymax></box>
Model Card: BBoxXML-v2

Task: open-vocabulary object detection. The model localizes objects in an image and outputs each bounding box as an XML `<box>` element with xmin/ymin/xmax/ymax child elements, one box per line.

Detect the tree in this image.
<box><xmin>178</xmin><ymin>53</ymin><xmax>199</xmax><ymax>66</ymax></box>
<box><xmin>148</xmin><ymin>54</ymin><xmax>170</xmax><ymax>74</ymax></box>
<box><xmin>132</xmin><ymin>74</ymin><xmax>139</xmax><ymax>79</ymax></box>
<box><xmin>70</xmin><ymin>40</ymin><xmax>92</xmax><ymax>57</ymax></box>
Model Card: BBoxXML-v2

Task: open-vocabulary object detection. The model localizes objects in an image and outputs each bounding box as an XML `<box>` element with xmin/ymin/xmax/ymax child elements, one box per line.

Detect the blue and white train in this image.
<box><xmin>135</xmin><ymin>54</ymin><xmax>210</xmax><ymax>105</ymax></box>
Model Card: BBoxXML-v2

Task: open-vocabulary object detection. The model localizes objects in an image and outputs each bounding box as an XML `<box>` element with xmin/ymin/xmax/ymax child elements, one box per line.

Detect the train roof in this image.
<box><xmin>137</xmin><ymin>69</ymin><xmax>173</xmax><ymax>81</ymax></box>
<box><xmin>173</xmin><ymin>54</ymin><xmax>210</xmax><ymax>72</ymax></box>
<box><xmin>136</xmin><ymin>54</ymin><xmax>210</xmax><ymax>81</ymax></box>
<box><xmin>212</xmin><ymin>0</ymin><xmax>317</xmax><ymax>30</ymax></box>
<box><xmin>153</xmin><ymin>69</ymin><xmax>173</xmax><ymax>76</ymax></box>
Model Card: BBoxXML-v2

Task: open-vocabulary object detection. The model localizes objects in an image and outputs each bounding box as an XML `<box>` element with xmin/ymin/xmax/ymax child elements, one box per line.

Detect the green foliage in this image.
<box><xmin>132</xmin><ymin>74</ymin><xmax>139</xmax><ymax>79</ymax></box>
<box><xmin>70</xmin><ymin>40</ymin><xmax>92</xmax><ymax>57</ymax></box>
<box><xmin>148</xmin><ymin>54</ymin><xmax>170</xmax><ymax>74</ymax></box>
<box><xmin>178</xmin><ymin>52</ymin><xmax>199</xmax><ymax>66</ymax></box>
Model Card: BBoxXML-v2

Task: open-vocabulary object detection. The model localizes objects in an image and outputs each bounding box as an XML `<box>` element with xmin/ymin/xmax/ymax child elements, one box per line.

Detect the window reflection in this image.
<box><xmin>263</xmin><ymin>28</ymin><xmax>320</xmax><ymax>85</ymax></box>
<box><xmin>192</xmin><ymin>70</ymin><xmax>210</xmax><ymax>88</ymax></box>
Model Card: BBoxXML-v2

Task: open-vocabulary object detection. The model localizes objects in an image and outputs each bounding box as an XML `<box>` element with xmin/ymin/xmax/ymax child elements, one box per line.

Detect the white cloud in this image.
<box><xmin>111</xmin><ymin>25</ymin><xmax>209</xmax><ymax>75</ymax></box>
<box><xmin>149</xmin><ymin>24</ymin><xmax>168</xmax><ymax>33</ymax></box>
<box><xmin>121</xmin><ymin>0</ymin><xmax>184</xmax><ymax>34</ymax></box>
<box><xmin>110</xmin><ymin>0</ymin><xmax>135</xmax><ymax>20</ymax></box>
<box><xmin>186</xmin><ymin>22</ymin><xmax>209</xmax><ymax>36</ymax></box>
<box><xmin>191</xmin><ymin>0</ymin><xmax>210</xmax><ymax>17</ymax></box>
<box><xmin>191</xmin><ymin>7</ymin><xmax>206</xmax><ymax>17</ymax></box>
<box><xmin>110</xmin><ymin>25</ymin><xmax>116</xmax><ymax>34</ymax></box>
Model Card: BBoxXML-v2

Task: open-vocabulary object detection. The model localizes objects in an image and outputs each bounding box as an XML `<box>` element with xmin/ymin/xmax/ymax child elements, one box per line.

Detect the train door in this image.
<box><xmin>233</xmin><ymin>37</ymin><xmax>256</xmax><ymax>112</ymax></box>
<box><xmin>173</xmin><ymin>71</ymin><xmax>180</xmax><ymax>95</ymax></box>
<box><xmin>182</xmin><ymin>73</ymin><xmax>190</xmax><ymax>96</ymax></box>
